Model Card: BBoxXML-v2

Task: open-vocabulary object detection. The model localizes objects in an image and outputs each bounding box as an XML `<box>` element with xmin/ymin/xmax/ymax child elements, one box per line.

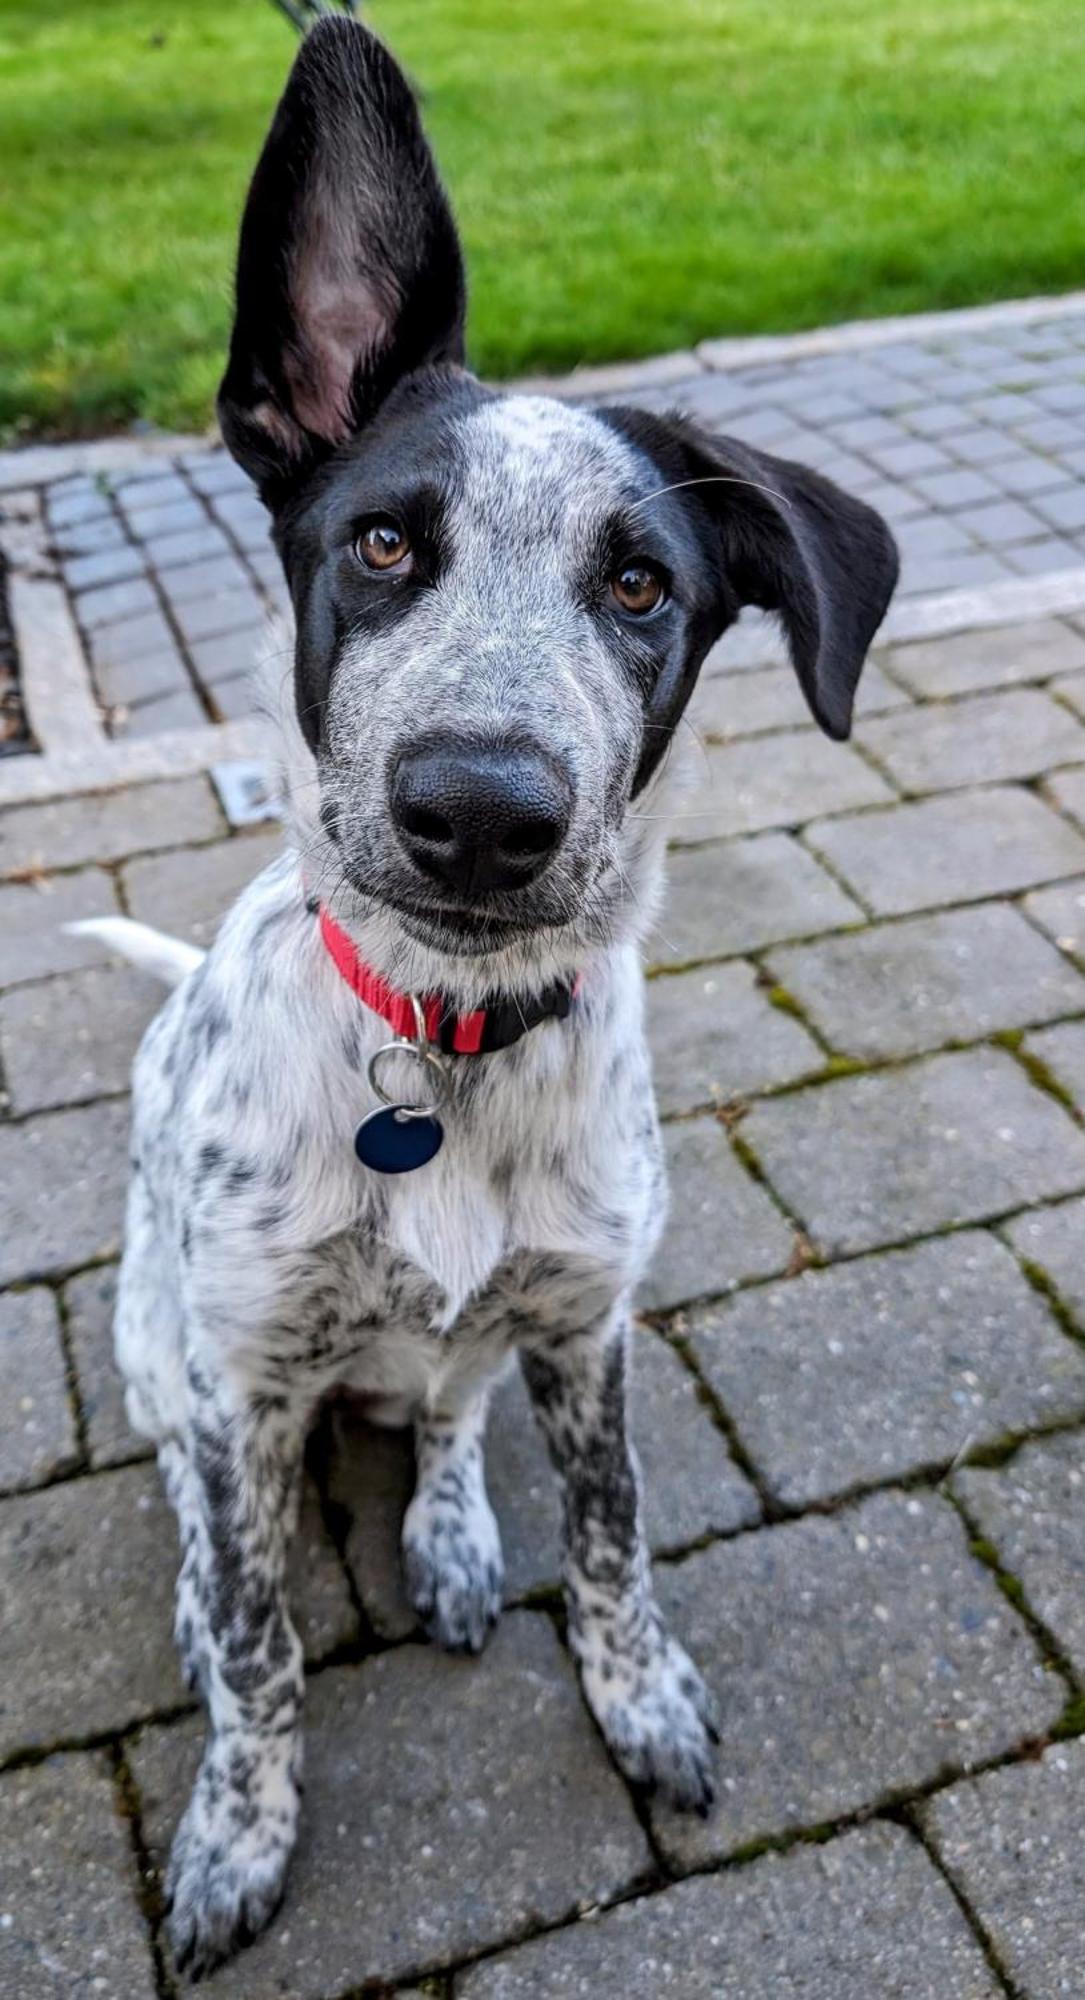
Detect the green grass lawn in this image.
<box><xmin>2</xmin><ymin>0</ymin><xmax>1085</xmax><ymax>440</ymax></box>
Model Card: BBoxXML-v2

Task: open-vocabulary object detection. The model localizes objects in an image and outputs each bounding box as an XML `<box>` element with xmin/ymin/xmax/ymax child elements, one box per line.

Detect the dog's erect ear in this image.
<box><xmin>609</xmin><ymin>411</ymin><xmax>899</xmax><ymax>743</ymax></box>
<box><xmin>218</xmin><ymin>18</ymin><xmax>466</xmax><ymax>500</ymax></box>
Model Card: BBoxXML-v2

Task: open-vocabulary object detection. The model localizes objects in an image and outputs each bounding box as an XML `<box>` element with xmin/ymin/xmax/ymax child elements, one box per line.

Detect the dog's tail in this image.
<box><xmin>65</xmin><ymin>918</ymin><xmax>206</xmax><ymax>988</ymax></box>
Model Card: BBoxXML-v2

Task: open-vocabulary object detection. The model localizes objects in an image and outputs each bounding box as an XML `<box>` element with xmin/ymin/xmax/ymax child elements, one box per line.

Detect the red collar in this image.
<box><xmin>319</xmin><ymin>906</ymin><xmax>578</xmax><ymax>1055</ymax></box>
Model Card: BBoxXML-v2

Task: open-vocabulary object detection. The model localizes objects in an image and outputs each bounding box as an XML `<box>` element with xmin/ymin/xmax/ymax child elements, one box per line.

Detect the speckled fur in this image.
<box><xmin>100</xmin><ymin>18</ymin><xmax>896</xmax><ymax>1977</ymax></box>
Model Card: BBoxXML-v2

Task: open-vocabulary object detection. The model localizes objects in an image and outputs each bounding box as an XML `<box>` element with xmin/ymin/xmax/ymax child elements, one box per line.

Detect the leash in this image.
<box><xmin>318</xmin><ymin>906</ymin><xmax>578</xmax><ymax>1174</ymax></box>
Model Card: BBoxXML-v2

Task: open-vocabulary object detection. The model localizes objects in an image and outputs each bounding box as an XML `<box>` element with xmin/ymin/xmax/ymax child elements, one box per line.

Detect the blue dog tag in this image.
<box><xmin>354</xmin><ymin>1105</ymin><xmax>444</xmax><ymax>1174</ymax></box>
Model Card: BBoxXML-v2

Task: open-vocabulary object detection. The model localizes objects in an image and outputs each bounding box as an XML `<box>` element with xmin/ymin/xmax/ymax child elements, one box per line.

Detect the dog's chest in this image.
<box><xmin>274</xmin><ymin>1069</ymin><xmax>659</xmax><ymax>1407</ymax></box>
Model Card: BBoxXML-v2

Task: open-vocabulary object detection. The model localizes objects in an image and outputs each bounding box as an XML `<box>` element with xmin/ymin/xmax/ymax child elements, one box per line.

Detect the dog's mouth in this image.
<box><xmin>357</xmin><ymin>881</ymin><xmax>546</xmax><ymax>955</ymax></box>
<box><xmin>399</xmin><ymin>903</ymin><xmax>531</xmax><ymax>949</ymax></box>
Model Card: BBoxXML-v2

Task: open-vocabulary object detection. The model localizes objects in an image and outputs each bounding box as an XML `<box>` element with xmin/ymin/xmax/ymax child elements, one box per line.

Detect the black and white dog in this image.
<box><xmin>83</xmin><ymin>18</ymin><xmax>897</xmax><ymax>1977</ymax></box>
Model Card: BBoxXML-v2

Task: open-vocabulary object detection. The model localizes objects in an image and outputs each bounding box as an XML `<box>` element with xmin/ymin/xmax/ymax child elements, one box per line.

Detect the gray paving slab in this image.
<box><xmin>902</xmin><ymin>549</ymin><xmax>1012</xmax><ymax>597</ymax></box>
<box><xmin>646</xmin><ymin>833</ymin><xmax>862</xmax><ymax>970</ymax></box>
<box><xmin>0</xmin><ymin>1752</ymin><xmax>158</xmax><ymax>2000</ymax></box>
<box><xmin>187</xmin><ymin>630</ymin><xmax>265</xmax><ymax>688</ymax></box>
<box><xmin>210</xmin><ymin>671</ymin><xmax>257</xmax><ymax>721</ymax></box>
<box><xmin>330</xmin><ymin>1330</ymin><xmax>759</xmax><ymax>1636</ymax></box>
<box><xmin>921</xmin><ymin>1738</ymin><xmax>1085</xmax><ymax>2000</ymax></box>
<box><xmin>1005</xmin><ymin>532</ymin><xmax>1085</xmax><ymax>574</ymax></box>
<box><xmin>1021</xmin><ymin>874</ymin><xmax>1085</xmax><ymax>956</ymax></box>
<box><xmin>807</xmin><ymin>787</ymin><xmax>1085</xmax><ymax>916</ymax></box>
<box><xmin>1045</xmin><ymin>762</ymin><xmax>1085</xmax><ymax>834</ymax></box>
<box><xmin>649</xmin><ymin>1489</ymin><xmax>1060</xmax><ymax>1867</ymax></box>
<box><xmin>1050</xmin><ymin>666</ymin><xmax>1085</xmax><ymax>719</ymax></box>
<box><xmin>45</xmin><ymin>482</ymin><xmax>112</xmax><ymax>529</ymax></box>
<box><xmin>156</xmin><ymin>550</ymin><xmax>251</xmax><ymax>604</ymax></box>
<box><xmin>675</xmin><ymin>732</ymin><xmax>893</xmax><ymax>844</ymax></box>
<box><xmin>1035</xmin><ymin>483</ymin><xmax>1085</xmax><ymax>533</ymax></box>
<box><xmin>742</xmin><ymin>1048</ymin><xmax>1085</xmax><ymax>1256</ymax></box>
<box><xmin>0</xmin><ymin>1098</ymin><xmax>130</xmax><ymax>1285</ymax></box>
<box><xmin>210</xmin><ymin>492</ymin><xmax>271</xmax><ymax>545</ymax></box>
<box><xmin>0</xmin><ymin>1461</ymin><xmax>355</xmax><ymax>1757</ymax></box>
<box><xmin>95</xmin><ymin>638</ymin><xmax>190</xmax><ymax>710</ymax></box>
<box><xmin>48</xmin><ymin>511</ymin><xmax>127</xmax><ymax>556</ymax></box>
<box><xmin>131</xmin><ymin>1614</ymin><xmax>651</xmax><ymax>1995</ymax></box>
<box><xmin>458</xmin><ymin>1823</ymin><xmax>1000</xmax><ymax>2000</ymax></box>
<box><xmin>885</xmin><ymin>619</ymin><xmax>1085</xmax><ymax>697</ymax></box>
<box><xmin>647</xmin><ymin>960</ymin><xmax>821</xmax><ymax>1113</ymax></box>
<box><xmin>641</xmin><ymin>1113</ymin><xmax>795</xmax><ymax>1309</ymax></box>
<box><xmin>141</xmin><ymin>523</ymin><xmax>232</xmax><ymax>570</ymax></box>
<box><xmin>947</xmin><ymin>427</ymin><xmax>1025</xmax><ymax>467</ymax></box>
<box><xmin>87</xmin><ymin>602</ymin><xmax>180</xmax><ymax>666</ymax></box>
<box><xmin>185</xmin><ymin>456</ymin><xmax>251</xmax><ymax>498</ymax></box>
<box><xmin>689</xmin><ymin>1232</ymin><xmax>1085</xmax><ymax>1507</ymax></box>
<box><xmin>120</xmin><ymin>494</ymin><xmax>207</xmax><ymax>539</ymax></box>
<box><xmin>0</xmin><ymin>866</ymin><xmax>120</xmax><ymax>988</ymax></box>
<box><xmin>112</xmin><ymin>470</ymin><xmax>189</xmax><ymax>507</ymax></box>
<box><xmin>1024</xmin><ymin>1019</ymin><xmax>1085</xmax><ymax>1109</ymax></box>
<box><xmin>122</xmin><ymin>828</ymin><xmax>281</xmax><ymax>945</ymax></box>
<box><xmin>74</xmin><ymin>575</ymin><xmax>159</xmax><ymax>630</ymax></box>
<box><xmin>115</xmin><ymin>685</ymin><xmax>206</xmax><ymax>738</ymax></box>
<box><xmin>869</xmin><ymin>438</ymin><xmax>952</xmax><ymax>480</ymax></box>
<box><xmin>955</xmin><ymin>1432</ymin><xmax>1085</xmax><ymax>1671</ymax></box>
<box><xmin>0</xmin><ymin>776</ymin><xmax>223</xmax><ymax>878</ymax></box>
<box><xmin>767</xmin><ymin>903</ymin><xmax>1085</xmax><ymax>1059</ymax></box>
<box><xmin>62</xmin><ymin>542</ymin><xmax>146</xmax><ymax>592</ymax></box>
<box><xmin>859</xmin><ymin>688</ymin><xmax>1085</xmax><ymax>793</ymax></box>
<box><xmin>912</xmin><ymin>467</ymin><xmax>1003</xmax><ymax>511</ymax></box>
<box><xmin>895</xmin><ymin>514</ymin><xmax>977</xmax><ymax>559</ymax></box>
<box><xmin>0</xmin><ymin>962</ymin><xmax>161</xmax><ymax>1113</ymax></box>
<box><xmin>702</xmin><ymin>611</ymin><xmax>792</xmax><ymax>675</ymax></box>
<box><xmin>688</xmin><ymin>659</ymin><xmax>909</xmax><ymax>738</ymax></box>
<box><xmin>989</xmin><ymin>449</ymin><xmax>1068</xmax><ymax>497</ymax></box>
<box><xmin>169</xmin><ymin>587</ymin><xmax>265</xmax><ymax>647</ymax></box>
<box><xmin>1005</xmin><ymin>1196</ymin><xmax>1085</xmax><ymax>1323</ymax></box>
<box><xmin>955</xmin><ymin>497</ymin><xmax>1048</xmax><ymax>548</ymax></box>
<box><xmin>61</xmin><ymin>1263</ymin><xmax>136</xmax><ymax>1468</ymax></box>
<box><xmin>0</xmin><ymin>1286</ymin><xmax>78</xmax><ymax>1493</ymax></box>
<box><xmin>0</xmin><ymin>1461</ymin><xmax>183</xmax><ymax>1754</ymax></box>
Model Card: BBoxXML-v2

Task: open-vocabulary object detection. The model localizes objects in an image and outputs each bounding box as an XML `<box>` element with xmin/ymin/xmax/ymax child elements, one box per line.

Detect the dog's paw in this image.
<box><xmin>402</xmin><ymin>1489</ymin><xmax>504</xmax><ymax>1654</ymax></box>
<box><xmin>164</xmin><ymin>1751</ymin><xmax>299</xmax><ymax>1980</ymax></box>
<box><xmin>584</xmin><ymin>1634</ymin><xmax>719</xmax><ymax>1814</ymax></box>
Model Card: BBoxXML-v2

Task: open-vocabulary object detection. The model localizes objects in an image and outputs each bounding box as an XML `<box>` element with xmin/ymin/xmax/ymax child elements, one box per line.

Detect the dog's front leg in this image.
<box><xmin>522</xmin><ymin>1311</ymin><xmax>718</xmax><ymax>1811</ymax></box>
<box><xmin>163</xmin><ymin>1383</ymin><xmax>307</xmax><ymax>1979</ymax></box>
<box><xmin>403</xmin><ymin>1387</ymin><xmax>504</xmax><ymax>1653</ymax></box>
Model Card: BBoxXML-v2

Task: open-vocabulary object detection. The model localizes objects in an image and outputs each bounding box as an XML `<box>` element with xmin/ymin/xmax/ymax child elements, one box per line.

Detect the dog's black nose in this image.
<box><xmin>391</xmin><ymin>743</ymin><xmax>573</xmax><ymax>895</ymax></box>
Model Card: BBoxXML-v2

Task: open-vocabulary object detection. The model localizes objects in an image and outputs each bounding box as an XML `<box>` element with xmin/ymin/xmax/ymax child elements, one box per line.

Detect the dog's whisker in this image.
<box><xmin>624</xmin><ymin>474</ymin><xmax>794</xmax><ymax>515</ymax></box>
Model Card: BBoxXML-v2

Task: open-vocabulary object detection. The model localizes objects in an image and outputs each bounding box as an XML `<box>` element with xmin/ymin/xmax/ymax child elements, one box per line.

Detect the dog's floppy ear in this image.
<box><xmin>611</xmin><ymin>411</ymin><xmax>899</xmax><ymax>742</ymax></box>
<box><xmin>699</xmin><ymin>430</ymin><xmax>899</xmax><ymax>738</ymax></box>
<box><xmin>218</xmin><ymin>18</ymin><xmax>466</xmax><ymax>501</ymax></box>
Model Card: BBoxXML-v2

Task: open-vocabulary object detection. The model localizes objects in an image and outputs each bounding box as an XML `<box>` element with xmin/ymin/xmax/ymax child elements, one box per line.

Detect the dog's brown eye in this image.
<box><xmin>610</xmin><ymin>563</ymin><xmax>665</xmax><ymax>615</ymax></box>
<box><xmin>356</xmin><ymin>521</ymin><xmax>412</xmax><ymax>572</ymax></box>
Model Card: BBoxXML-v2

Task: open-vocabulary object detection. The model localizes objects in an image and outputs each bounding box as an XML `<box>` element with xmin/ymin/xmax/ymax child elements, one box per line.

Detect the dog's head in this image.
<box><xmin>220</xmin><ymin>19</ymin><xmax>897</xmax><ymax>989</ymax></box>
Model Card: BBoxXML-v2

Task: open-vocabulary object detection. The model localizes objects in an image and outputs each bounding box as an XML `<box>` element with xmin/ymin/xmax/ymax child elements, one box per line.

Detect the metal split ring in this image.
<box><xmin>366</xmin><ymin>995</ymin><xmax>450</xmax><ymax>1122</ymax></box>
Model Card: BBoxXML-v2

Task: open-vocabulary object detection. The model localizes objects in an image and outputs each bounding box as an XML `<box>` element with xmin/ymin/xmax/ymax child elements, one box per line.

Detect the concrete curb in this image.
<box><xmin>695</xmin><ymin>289</ymin><xmax>1085</xmax><ymax>373</ymax></box>
<box><xmin>0</xmin><ymin>433</ymin><xmax>208</xmax><ymax>495</ymax></box>
<box><xmin>12</xmin><ymin>572</ymin><xmax>104</xmax><ymax>758</ymax></box>
<box><xmin>0</xmin><ymin>715</ymin><xmax>270</xmax><ymax>810</ymax></box>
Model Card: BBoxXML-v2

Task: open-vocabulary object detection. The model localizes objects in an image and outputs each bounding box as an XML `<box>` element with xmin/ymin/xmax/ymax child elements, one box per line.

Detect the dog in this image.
<box><xmin>79</xmin><ymin>17</ymin><xmax>897</xmax><ymax>1976</ymax></box>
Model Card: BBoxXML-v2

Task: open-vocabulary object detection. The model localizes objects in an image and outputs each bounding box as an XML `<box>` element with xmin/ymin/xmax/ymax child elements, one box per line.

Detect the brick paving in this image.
<box><xmin>6</xmin><ymin>301</ymin><xmax>1085</xmax><ymax>1994</ymax></box>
